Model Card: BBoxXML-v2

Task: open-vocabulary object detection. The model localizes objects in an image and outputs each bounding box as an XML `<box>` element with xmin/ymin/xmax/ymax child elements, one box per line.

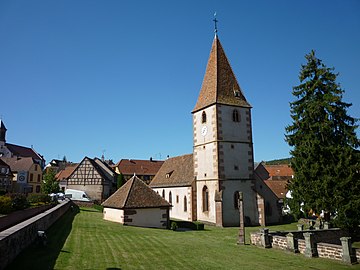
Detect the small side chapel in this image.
<box><xmin>151</xmin><ymin>31</ymin><xmax>281</xmax><ymax>226</ymax></box>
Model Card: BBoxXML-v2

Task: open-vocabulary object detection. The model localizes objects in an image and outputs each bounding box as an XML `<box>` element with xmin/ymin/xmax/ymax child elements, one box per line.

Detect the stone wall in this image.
<box><xmin>0</xmin><ymin>204</ymin><xmax>54</xmax><ymax>231</ymax></box>
<box><xmin>317</xmin><ymin>242</ymin><xmax>342</xmax><ymax>261</ymax></box>
<box><xmin>0</xmin><ymin>200</ymin><xmax>71</xmax><ymax>270</ymax></box>
<box><xmin>250</xmin><ymin>228</ymin><xmax>358</xmax><ymax>264</ymax></box>
<box><xmin>271</xmin><ymin>235</ymin><xmax>287</xmax><ymax>250</ymax></box>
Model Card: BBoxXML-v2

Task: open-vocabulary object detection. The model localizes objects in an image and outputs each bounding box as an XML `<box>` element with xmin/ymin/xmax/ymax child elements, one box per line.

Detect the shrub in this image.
<box><xmin>171</xmin><ymin>221</ymin><xmax>178</xmax><ymax>231</ymax></box>
<box><xmin>0</xmin><ymin>195</ymin><xmax>12</xmax><ymax>214</ymax></box>
<box><xmin>169</xmin><ymin>220</ymin><xmax>204</xmax><ymax>231</ymax></box>
<box><xmin>10</xmin><ymin>193</ymin><xmax>29</xmax><ymax>210</ymax></box>
<box><xmin>28</xmin><ymin>194</ymin><xmax>51</xmax><ymax>205</ymax></box>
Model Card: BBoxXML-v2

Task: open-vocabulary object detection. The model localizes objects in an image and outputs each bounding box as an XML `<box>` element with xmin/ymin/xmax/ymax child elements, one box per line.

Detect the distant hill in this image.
<box><xmin>264</xmin><ymin>158</ymin><xmax>292</xmax><ymax>165</ymax></box>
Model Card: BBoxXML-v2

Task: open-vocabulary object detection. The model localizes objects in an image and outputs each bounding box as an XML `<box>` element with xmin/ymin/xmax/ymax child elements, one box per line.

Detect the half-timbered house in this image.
<box><xmin>66</xmin><ymin>157</ymin><xmax>117</xmax><ymax>202</ymax></box>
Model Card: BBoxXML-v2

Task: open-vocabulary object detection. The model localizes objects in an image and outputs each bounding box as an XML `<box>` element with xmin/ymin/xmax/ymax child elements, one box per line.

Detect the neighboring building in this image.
<box><xmin>1</xmin><ymin>157</ymin><xmax>42</xmax><ymax>194</ymax></box>
<box><xmin>0</xmin><ymin>120</ymin><xmax>45</xmax><ymax>168</ymax></box>
<box><xmin>149</xmin><ymin>33</ymin><xmax>284</xmax><ymax>226</ymax></box>
<box><xmin>102</xmin><ymin>175</ymin><xmax>171</xmax><ymax>229</ymax></box>
<box><xmin>150</xmin><ymin>154</ymin><xmax>195</xmax><ymax>222</ymax></box>
<box><xmin>55</xmin><ymin>164</ymin><xmax>78</xmax><ymax>192</ymax></box>
<box><xmin>0</xmin><ymin>159</ymin><xmax>13</xmax><ymax>193</ymax></box>
<box><xmin>44</xmin><ymin>159</ymin><xmax>75</xmax><ymax>174</ymax></box>
<box><xmin>66</xmin><ymin>157</ymin><xmax>117</xmax><ymax>202</ymax></box>
<box><xmin>114</xmin><ymin>158</ymin><xmax>164</xmax><ymax>184</ymax></box>
<box><xmin>263</xmin><ymin>164</ymin><xmax>293</xmax><ymax>205</ymax></box>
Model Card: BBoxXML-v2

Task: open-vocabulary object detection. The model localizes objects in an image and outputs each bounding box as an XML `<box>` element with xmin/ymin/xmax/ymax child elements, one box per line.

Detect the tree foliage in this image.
<box><xmin>285</xmin><ymin>50</ymin><xmax>360</xmax><ymax>230</ymax></box>
<box><xmin>41</xmin><ymin>169</ymin><xmax>60</xmax><ymax>194</ymax></box>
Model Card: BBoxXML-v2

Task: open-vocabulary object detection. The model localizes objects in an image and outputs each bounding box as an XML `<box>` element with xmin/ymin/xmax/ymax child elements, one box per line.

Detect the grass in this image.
<box><xmin>5</xmin><ymin>207</ymin><xmax>358</xmax><ymax>270</ymax></box>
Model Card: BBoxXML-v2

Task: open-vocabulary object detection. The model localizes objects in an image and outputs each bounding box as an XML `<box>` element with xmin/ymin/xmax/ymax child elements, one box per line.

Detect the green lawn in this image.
<box><xmin>6</xmin><ymin>207</ymin><xmax>358</xmax><ymax>270</ymax></box>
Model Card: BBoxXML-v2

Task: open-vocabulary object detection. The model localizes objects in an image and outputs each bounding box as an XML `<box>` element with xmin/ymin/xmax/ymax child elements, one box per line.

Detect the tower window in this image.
<box><xmin>202</xmin><ymin>186</ymin><xmax>209</xmax><ymax>212</ymax></box>
<box><xmin>169</xmin><ymin>191</ymin><xmax>172</xmax><ymax>204</ymax></box>
<box><xmin>232</xmin><ymin>110</ymin><xmax>240</xmax><ymax>122</ymax></box>
<box><xmin>162</xmin><ymin>189</ymin><xmax>165</xmax><ymax>198</ymax></box>
<box><xmin>234</xmin><ymin>165</ymin><xmax>239</xmax><ymax>170</ymax></box>
<box><xmin>184</xmin><ymin>196</ymin><xmax>187</xmax><ymax>212</ymax></box>
<box><xmin>234</xmin><ymin>191</ymin><xmax>240</xmax><ymax>209</ymax></box>
<box><xmin>202</xmin><ymin>111</ymin><xmax>207</xmax><ymax>123</ymax></box>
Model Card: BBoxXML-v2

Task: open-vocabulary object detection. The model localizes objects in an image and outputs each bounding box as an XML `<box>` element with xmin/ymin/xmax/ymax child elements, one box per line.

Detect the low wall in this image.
<box><xmin>0</xmin><ymin>204</ymin><xmax>54</xmax><ymax>231</ymax></box>
<box><xmin>0</xmin><ymin>200</ymin><xmax>71</xmax><ymax>270</ymax></box>
<box><xmin>250</xmin><ymin>228</ymin><xmax>359</xmax><ymax>264</ymax></box>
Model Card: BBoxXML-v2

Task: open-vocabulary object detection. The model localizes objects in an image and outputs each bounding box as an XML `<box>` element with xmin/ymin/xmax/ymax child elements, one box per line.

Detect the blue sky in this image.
<box><xmin>0</xmin><ymin>1</ymin><xmax>359</xmax><ymax>164</ymax></box>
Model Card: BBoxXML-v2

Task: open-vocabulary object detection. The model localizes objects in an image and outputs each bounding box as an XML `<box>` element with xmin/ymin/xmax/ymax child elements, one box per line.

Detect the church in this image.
<box><xmin>150</xmin><ymin>32</ymin><xmax>281</xmax><ymax>226</ymax></box>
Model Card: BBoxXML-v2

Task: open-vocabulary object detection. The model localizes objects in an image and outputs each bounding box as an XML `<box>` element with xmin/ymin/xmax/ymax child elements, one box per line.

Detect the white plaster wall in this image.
<box><xmin>129</xmin><ymin>208</ymin><xmax>167</xmax><ymax>228</ymax></box>
<box><xmin>153</xmin><ymin>187</ymin><xmax>192</xmax><ymax>221</ymax></box>
<box><xmin>221</xmin><ymin>180</ymin><xmax>258</xmax><ymax>226</ymax></box>
<box><xmin>218</xmin><ymin>106</ymin><xmax>251</xmax><ymax>142</ymax></box>
<box><xmin>196</xmin><ymin>180</ymin><xmax>218</xmax><ymax>224</ymax></box>
<box><xmin>103</xmin><ymin>208</ymin><xmax>124</xmax><ymax>223</ymax></box>
<box><xmin>221</xmin><ymin>142</ymin><xmax>252</xmax><ymax>179</ymax></box>
<box><xmin>193</xmin><ymin>107</ymin><xmax>217</xmax><ymax>146</ymax></box>
<box><xmin>194</xmin><ymin>142</ymin><xmax>217</xmax><ymax>180</ymax></box>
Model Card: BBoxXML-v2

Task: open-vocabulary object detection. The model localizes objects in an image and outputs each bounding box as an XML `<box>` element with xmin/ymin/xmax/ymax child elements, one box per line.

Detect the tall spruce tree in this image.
<box><xmin>285</xmin><ymin>50</ymin><xmax>360</xmax><ymax>230</ymax></box>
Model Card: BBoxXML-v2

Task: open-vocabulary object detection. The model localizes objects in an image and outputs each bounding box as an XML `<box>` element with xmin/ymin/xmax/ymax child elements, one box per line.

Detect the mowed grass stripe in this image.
<box><xmin>6</xmin><ymin>207</ymin><xmax>355</xmax><ymax>270</ymax></box>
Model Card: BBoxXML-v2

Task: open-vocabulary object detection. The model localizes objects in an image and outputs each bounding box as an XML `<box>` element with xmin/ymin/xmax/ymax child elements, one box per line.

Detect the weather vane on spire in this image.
<box><xmin>213</xmin><ymin>12</ymin><xmax>218</xmax><ymax>35</ymax></box>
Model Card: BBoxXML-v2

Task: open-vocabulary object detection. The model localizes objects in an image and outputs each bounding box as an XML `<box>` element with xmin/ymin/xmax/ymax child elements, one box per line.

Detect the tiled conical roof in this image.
<box><xmin>102</xmin><ymin>175</ymin><xmax>171</xmax><ymax>209</ymax></box>
<box><xmin>193</xmin><ymin>36</ymin><xmax>250</xmax><ymax>113</ymax></box>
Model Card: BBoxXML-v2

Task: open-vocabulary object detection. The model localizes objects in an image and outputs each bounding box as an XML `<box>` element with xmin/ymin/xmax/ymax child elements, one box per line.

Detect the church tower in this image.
<box><xmin>0</xmin><ymin>120</ymin><xmax>7</xmax><ymax>157</ymax></box>
<box><xmin>192</xmin><ymin>34</ymin><xmax>259</xmax><ymax>226</ymax></box>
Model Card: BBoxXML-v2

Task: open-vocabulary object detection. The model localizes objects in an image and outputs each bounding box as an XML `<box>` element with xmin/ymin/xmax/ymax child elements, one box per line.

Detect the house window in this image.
<box><xmin>34</xmin><ymin>165</ymin><xmax>37</xmax><ymax>171</ymax></box>
<box><xmin>232</xmin><ymin>109</ymin><xmax>240</xmax><ymax>122</ymax></box>
<box><xmin>202</xmin><ymin>186</ymin><xmax>209</xmax><ymax>212</ymax></box>
<box><xmin>202</xmin><ymin>111</ymin><xmax>207</xmax><ymax>123</ymax></box>
<box><xmin>30</xmin><ymin>173</ymin><xmax>33</xmax><ymax>182</ymax></box>
<box><xmin>184</xmin><ymin>196</ymin><xmax>187</xmax><ymax>212</ymax></box>
<box><xmin>37</xmin><ymin>174</ymin><xmax>40</xmax><ymax>182</ymax></box>
<box><xmin>234</xmin><ymin>191</ymin><xmax>240</xmax><ymax>209</ymax></box>
<box><xmin>169</xmin><ymin>191</ymin><xmax>172</xmax><ymax>204</ymax></box>
<box><xmin>162</xmin><ymin>189</ymin><xmax>165</xmax><ymax>198</ymax></box>
<box><xmin>36</xmin><ymin>185</ymin><xmax>41</xmax><ymax>193</ymax></box>
<box><xmin>234</xmin><ymin>165</ymin><xmax>239</xmax><ymax>170</ymax></box>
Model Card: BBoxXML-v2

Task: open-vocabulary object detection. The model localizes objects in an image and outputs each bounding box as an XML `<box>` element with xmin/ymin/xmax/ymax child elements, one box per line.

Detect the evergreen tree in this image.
<box><xmin>285</xmin><ymin>50</ymin><xmax>360</xmax><ymax>230</ymax></box>
<box><xmin>41</xmin><ymin>169</ymin><xmax>60</xmax><ymax>194</ymax></box>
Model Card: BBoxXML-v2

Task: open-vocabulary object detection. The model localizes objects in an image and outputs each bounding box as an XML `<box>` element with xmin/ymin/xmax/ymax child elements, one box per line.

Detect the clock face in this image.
<box><xmin>201</xmin><ymin>125</ymin><xmax>208</xmax><ymax>136</ymax></box>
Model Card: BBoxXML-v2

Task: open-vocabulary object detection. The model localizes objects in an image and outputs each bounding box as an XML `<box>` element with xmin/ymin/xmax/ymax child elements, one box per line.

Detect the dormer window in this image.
<box><xmin>232</xmin><ymin>109</ymin><xmax>240</xmax><ymax>122</ymax></box>
<box><xmin>165</xmin><ymin>171</ymin><xmax>173</xmax><ymax>178</ymax></box>
<box><xmin>202</xmin><ymin>111</ymin><xmax>207</xmax><ymax>123</ymax></box>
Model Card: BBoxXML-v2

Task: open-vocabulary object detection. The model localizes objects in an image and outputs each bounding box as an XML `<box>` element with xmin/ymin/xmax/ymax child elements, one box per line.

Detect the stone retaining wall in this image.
<box><xmin>0</xmin><ymin>200</ymin><xmax>71</xmax><ymax>270</ymax></box>
<box><xmin>250</xmin><ymin>228</ymin><xmax>358</xmax><ymax>264</ymax></box>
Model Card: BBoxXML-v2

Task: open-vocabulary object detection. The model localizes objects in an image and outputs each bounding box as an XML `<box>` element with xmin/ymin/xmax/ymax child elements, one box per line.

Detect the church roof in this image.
<box><xmin>149</xmin><ymin>154</ymin><xmax>194</xmax><ymax>188</ymax></box>
<box><xmin>5</xmin><ymin>143</ymin><xmax>44</xmax><ymax>162</ymax></box>
<box><xmin>193</xmin><ymin>36</ymin><xmax>250</xmax><ymax>113</ymax></box>
<box><xmin>0</xmin><ymin>120</ymin><xmax>6</xmax><ymax>131</ymax></box>
<box><xmin>102</xmin><ymin>175</ymin><xmax>171</xmax><ymax>209</ymax></box>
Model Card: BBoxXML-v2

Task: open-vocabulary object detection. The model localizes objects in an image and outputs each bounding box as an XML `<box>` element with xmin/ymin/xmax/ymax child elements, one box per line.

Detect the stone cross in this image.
<box><xmin>237</xmin><ymin>191</ymin><xmax>245</xmax><ymax>245</ymax></box>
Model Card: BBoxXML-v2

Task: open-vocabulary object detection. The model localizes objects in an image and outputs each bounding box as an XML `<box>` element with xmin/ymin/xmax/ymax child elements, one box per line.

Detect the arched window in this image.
<box><xmin>184</xmin><ymin>196</ymin><xmax>187</xmax><ymax>212</ymax></box>
<box><xmin>234</xmin><ymin>191</ymin><xmax>240</xmax><ymax>209</ymax></box>
<box><xmin>232</xmin><ymin>109</ymin><xmax>240</xmax><ymax>122</ymax></box>
<box><xmin>202</xmin><ymin>186</ymin><xmax>209</xmax><ymax>212</ymax></box>
<box><xmin>169</xmin><ymin>191</ymin><xmax>172</xmax><ymax>204</ymax></box>
<box><xmin>162</xmin><ymin>189</ymin><xmax>165</xmax><ymax>198</ymax></box>
<box><xmin>202</xmin><ymin>111</ymin><xmax>207</xmax><ymax>123</ymax></box>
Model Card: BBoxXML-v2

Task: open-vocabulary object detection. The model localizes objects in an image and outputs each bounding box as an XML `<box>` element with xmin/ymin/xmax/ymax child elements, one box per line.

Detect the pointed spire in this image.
<box><xmin>193</xmin><ymin>36</ymin><xmax>250</xmax><ymax>113</ymax></box>
<box><xmin>213</xmin><ymin>12</ymin><xmax>218</xmax><ymax>36</ymax></box>
<box><xmin>0</xmin><ymin>119</ymin><xmax>7</xmax><ymax>142</ymax></box>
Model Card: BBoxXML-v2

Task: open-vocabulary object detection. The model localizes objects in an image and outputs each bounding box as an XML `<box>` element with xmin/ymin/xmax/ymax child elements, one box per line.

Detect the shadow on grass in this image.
<box><xmin>80</xmin><ymin>208</ymin><xmax>101</xmax><ymax>213</ymax></box>
<box><xmin>5</xmin><ymin>205</ymin><xmax>80</xmax><ymax>270</ymax></box>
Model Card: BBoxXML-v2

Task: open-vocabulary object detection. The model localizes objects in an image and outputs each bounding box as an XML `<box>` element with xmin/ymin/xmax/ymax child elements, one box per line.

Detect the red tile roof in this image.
<box><xmin>149</xmin><ymin>154</ymin><xmax>194</xmax><ymax>188</ymax></box>
<box><xmin>264</xmin><ymin>164</ymin><xmax>293</xmax><ymax>179</ymax></box>
<box><xmin>116</xmin><ymin>159</ymin><xmax>164</xmax><ymax>176</ymax></box>
<box><xmin>0</xmin><ymin>157</ymin><xmax>35</xmax><ymax>172</ymax></box>
<box><xmin>5</xmin><ymin>143</ymin><xmax>43</xmax><ymax>161</ymax></box>
<box><xmin>264</xmin><ymin>180</ymin><xmax>288</xmax><ymax>199</ymax></box>
<box><xmin>102</xmin><ymin>175</ymin><xmax>171</xmax><ymax>209</ymax></box>
<box><xmin>55</xmin><ymin>165</ymin><xmax>77</xmax><ymax>181</ymax></box>
<box><xmin>193</xmin><ymin>36</ymin><xmax>250</xmax><ymax>113</ymax></box>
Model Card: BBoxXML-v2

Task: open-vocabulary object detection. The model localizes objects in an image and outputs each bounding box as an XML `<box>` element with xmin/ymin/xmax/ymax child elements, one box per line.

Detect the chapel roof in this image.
<box><xmin>193</xmin><ymin>35</ymin><xmax>250</xmax><ymax>113</ymax></box>
<box><xmin>102</xmin><ymin>175</ymin><xmax>171</xmax><ymax>209</ymax></box>
<box><xmin>149</xmin><ymin>154</ymin><xmax>194</xmax><ymax>188</ymax></box>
